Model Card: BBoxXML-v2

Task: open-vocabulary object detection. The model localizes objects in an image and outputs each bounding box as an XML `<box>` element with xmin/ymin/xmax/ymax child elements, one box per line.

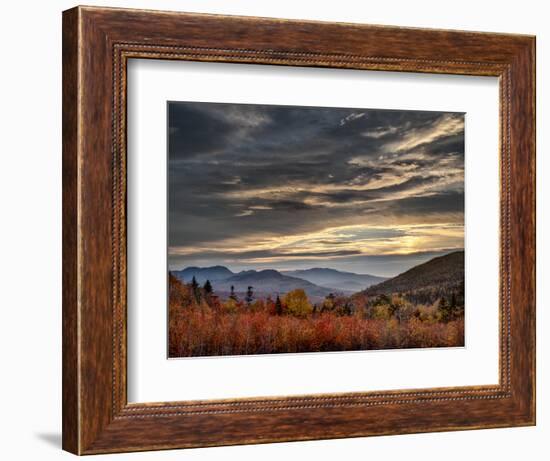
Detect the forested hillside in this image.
<box><xmin>365</xmin><ymin>251</ymin><xmax>464</xmax><ymax>306</ymax></box>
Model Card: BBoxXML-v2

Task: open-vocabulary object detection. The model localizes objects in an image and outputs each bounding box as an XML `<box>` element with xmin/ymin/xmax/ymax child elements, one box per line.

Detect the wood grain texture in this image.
<box><xmin>62</xmin><ymin>7</ymin><xmax>80</xmax><ymax>454</ymax></box>
<box><xmin>62</xmin><ymin>5</ymin><xmax>536</xmax><ymax>455</ymax></box>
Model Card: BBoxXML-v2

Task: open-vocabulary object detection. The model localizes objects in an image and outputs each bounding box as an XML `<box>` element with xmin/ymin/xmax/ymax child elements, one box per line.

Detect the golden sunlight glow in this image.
<box><xmin>169</xmin><ymin>222</ymin><xmax>463</xmax><ymax>263</ymax></box>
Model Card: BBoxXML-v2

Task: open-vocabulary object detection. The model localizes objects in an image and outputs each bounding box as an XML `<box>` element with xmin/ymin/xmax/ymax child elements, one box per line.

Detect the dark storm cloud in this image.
<box><xmin>168</xmin><ymin>103</ymin><xmax>236</xmax><ymax>157</ymax></box>
<box><xmin>168</xmin><ymin>101</ymin><xmax>464</xmax><ymax>274</ymax></box>
<box><xmin>392</xmin><ymin>191</ymin><xmax>465</xmax><ymax>214</ymax></box>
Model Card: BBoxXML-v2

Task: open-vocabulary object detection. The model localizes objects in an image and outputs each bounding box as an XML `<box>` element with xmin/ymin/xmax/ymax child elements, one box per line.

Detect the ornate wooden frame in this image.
<box><xmin>62</xmin><ymin>5</ymin><xmax>536</xmax><ymax>455</ymax></box>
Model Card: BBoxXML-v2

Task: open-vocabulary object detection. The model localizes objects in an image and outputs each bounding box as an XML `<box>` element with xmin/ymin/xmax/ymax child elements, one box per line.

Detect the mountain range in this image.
<box><xmin>210</xmin><ymin>269</ymin><xmax>333</xmax><ymax>300</ymax></box>
<box><xmin>171</xmin><ymin>251</ymin><xmax>464</xmax><ymax>304</ymax></box>
<box><xmin>171</xmin><ymin>265</ymin><xmax>386</xmax><ymax>300</ymax></box>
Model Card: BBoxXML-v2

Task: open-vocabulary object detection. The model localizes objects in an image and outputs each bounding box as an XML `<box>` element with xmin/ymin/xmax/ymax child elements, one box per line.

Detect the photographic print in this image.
<box><xmin>168</xmin><ymin>101</ymin><xmax>465</xmax><ymax>358</ymax></box>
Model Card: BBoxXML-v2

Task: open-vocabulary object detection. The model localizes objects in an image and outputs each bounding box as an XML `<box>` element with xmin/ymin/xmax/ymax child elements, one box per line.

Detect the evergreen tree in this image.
<box><xmin>451</xmin><ymin>292</ymin><xmax>458</xmax><ymax>319</ymax></box>
<box><xmin>191</xmin><ymin>276</ymin><xmax>201</xmax><ymax>304</ymax></box>
<box><xmin>245</xmin><ymin>286</ymin><xmax>254</xmax><ymax>306</ymax></box>
<box><xmin>203</xmin><ymin>279</ymin><xmax>213</xmax><ymax>295</ymax></box>
<box><xmin>438</xmin><ymin>296</ymin><xmax>452</xmax><ymax>322</ymax></box>
<box><xmin>343</xmin><ymin>302</ymin><xmax>352</xmax><ymax>316</ymax></box>
<box><xmin>275</xmin><ymin>295</ymin><xmax>283</xmax><ymax>315</ymax></box>
<box><xmin>229</xmin><ymin>285</ymin><xmax>237</xmax><ymax>301</ymax></box>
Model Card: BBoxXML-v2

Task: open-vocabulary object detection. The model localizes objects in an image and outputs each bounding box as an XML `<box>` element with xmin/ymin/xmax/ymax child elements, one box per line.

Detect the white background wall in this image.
<box><xmin>0</xmin><ymin>1</ymin><xmax>546</xmax><ymax>459</ymax></box>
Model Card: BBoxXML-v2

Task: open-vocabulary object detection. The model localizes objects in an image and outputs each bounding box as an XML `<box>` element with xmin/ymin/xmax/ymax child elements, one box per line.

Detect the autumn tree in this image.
<box><xmin>451</xmin><ymin>291</ymin><xmax>464</xmax><ymax>320</ymax></box>
<box><xmin>322</xmin><ymin>293</ymin><xmax>336</xmax><ymax>312</ymax></box>
<box><xmin>250</xmin><ymin>299</ymin><xmax>265</xmax><ymax>312</ymax></box>
<box><xmin>351</xmin><ymin>292</ymin><xmax>369</xmax><ymax>318</ymax></box>
<box><xmin>342</xmin><ymin>301</ymin><xmax>352</xmax><ymax>316</ymax></box>
<box><xmin>169</xmin><ymin>273</ymin><xmax>189</xmax><ymax>308</ymax></box>
<box><xmin>265</xmin><ymin>296</ymin><xmax>275</xmax><ymax>314</ymax></box>
<box><xmin>209</xmin><ymin>294</ymin><xmax>222</xmax><ymax>311</ymax></box>
<box><xmin>223</xmin><ymin>297</ymin><xmax>238</xmax><ymax>313</ymax></box>
<box><xmin>374</xmin><ymin>294</ymin><xmax>390</xmax><ymax>306</ymax></box>
<box><xmin>381</xmin><ymin>294</ymin><xmax>408</xmax><ymax>321</ymax></box>
<box><xmin>372</xmin><ymin>304</ymin><xmax>392</xmax><ymax>320</ymax></box>
<box><xmin>284</xmin><ymin>289</ymin><xmax>313</xmax><ymax>317</ymax></box>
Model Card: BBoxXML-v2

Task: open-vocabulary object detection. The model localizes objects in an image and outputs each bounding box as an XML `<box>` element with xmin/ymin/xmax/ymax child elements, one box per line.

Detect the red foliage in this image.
<box><xmin>168</xmin><ymin>275</ymin><xmax>465</xmax><ymax>357</ymax></box>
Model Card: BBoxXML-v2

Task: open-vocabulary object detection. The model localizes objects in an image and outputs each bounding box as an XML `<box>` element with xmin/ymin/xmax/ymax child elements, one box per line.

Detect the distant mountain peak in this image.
<box><xmin>229</xmin><ymin>269</ymin><xmax>286</xmax><ymax>281</ymax></box>
<box><xmin>172</xmin><ymin>265</ymin><xmax>234</xmax><ymax>284</ymax></box>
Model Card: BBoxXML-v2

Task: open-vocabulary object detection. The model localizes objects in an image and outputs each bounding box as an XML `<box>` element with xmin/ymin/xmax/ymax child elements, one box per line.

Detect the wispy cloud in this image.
<box><xmin>384</xmin><ymin>113</ymin><xmax>464</xmax><ymax>153</ymax></box>
<box><xmin>340</xmin><ymin>112</ymin><xmax>365</xmax><ymax>126</ymax></box>
<box><xmin>169</xmin><ymin>222</ymin><xmax>464</xmax><ymax>267</ymax></box>
<box><xmin>361</xmin><ymin>125</ymin><xmax>399</xmax><ymax>138</ymax></box>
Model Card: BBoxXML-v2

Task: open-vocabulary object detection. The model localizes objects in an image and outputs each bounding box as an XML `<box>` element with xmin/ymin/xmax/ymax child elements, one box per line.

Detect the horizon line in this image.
<box><xmin>169</xmin><ymin>248</ymin><xmax>464</xmax><ymax>278</ymax></box>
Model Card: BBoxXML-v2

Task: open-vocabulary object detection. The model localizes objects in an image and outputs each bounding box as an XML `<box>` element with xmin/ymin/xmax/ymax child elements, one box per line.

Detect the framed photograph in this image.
<box><xmin>166</xmin><ymin>101</ymin><xmax>466</xmax><ymax>359</ymax></box>
<box><xmin>62</xmin><ymin>6</ymin><xmax>535</xmax><ymax>455</ymax></box>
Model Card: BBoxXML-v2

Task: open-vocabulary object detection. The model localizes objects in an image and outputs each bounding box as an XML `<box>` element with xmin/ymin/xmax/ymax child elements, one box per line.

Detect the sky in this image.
<box><xmin>168</xmin><ymin>102</ymin><xmax>464</xmax><ymax>277</ymax></box>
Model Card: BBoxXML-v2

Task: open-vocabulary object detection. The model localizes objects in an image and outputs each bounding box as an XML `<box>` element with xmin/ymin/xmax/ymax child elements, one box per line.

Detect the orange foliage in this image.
<box><xmin>168</xmin><ymin>274</ymin><xmax>464</xmax><ymax>357</ymax></box>
<box><xmin>169</xmin><ymin>305</ymin><xmax>464</xmax><ymax>357</ymax></box>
